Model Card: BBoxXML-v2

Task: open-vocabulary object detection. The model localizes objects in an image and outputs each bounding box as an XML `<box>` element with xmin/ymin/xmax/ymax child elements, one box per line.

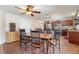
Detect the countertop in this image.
<box><xmin>68</xmin><ymin>29</ymin><xmax>79</xmax><ymax>32</ymax></box>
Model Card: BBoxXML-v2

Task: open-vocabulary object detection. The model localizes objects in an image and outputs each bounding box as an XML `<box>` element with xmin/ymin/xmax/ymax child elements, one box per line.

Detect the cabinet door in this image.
<box><xmin>15</xmin><ymin>32</ymin><xmax>20</xmax><ymax>41</ymax></box>
<box><xmin>6</xmin><ymin>32</ymin><xmax>14</xmax><ymax>43</ymax></box>
<box><xmin>6</xmin><ymin>32</ymin><xmax>20</xmax><ymax>43</ymax></box>
<box><xmin>62</xmin><ymin>20</ymin><xmax>73</xmax><ymax>26</ymax></box>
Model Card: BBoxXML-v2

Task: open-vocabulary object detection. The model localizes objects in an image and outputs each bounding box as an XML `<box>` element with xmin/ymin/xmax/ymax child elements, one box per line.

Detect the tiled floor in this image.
<box><xmin>0</xmin><ymin>37</ymin><xmax>79</xmax><ymax>54</ymax></box>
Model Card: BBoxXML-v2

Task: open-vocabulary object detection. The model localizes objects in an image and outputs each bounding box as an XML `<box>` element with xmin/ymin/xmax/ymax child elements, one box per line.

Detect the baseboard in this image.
<box><xmin>5</xmin><ymin>40</ymin><xmax>19</xmax><ymax>44</ymax></box>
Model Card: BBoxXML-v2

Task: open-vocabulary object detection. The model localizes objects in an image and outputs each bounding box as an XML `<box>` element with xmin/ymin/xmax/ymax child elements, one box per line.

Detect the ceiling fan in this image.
<box><xmin>15</xmin><ymin>5</ymin><xmax>41</xmax><ymax>16</ymax></box>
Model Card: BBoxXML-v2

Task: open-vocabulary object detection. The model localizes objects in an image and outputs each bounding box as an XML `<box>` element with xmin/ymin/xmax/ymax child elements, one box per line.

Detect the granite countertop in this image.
<box><xmin>68</xmin><ymin>29</ymin><xmax>79</xmax><ymax>32</ymax></box>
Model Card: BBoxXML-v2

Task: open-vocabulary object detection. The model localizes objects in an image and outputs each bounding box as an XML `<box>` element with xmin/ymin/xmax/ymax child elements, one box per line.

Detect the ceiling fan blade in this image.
<box><xmin>20</xmin><ymin>12</ymin><xmax>26</xmax><ymax>14</ymax></box>
<box><xmin>27</xmin><ymin>5</ymin><xmax>34</xmax><ymax>8</ymax></box>
<box><xmin>32</xmin><ymin>11</ymin><xmax>41</xmax><ymax>14</ymax></box>
<box><xmin>15</xmin><ymin>7</ymin><xmax>26</xmax><ymax>11</ymax></box>
<box><xmin>31</xmin><ymin>13</ymin><xmax>34</xmax><ymax>16</ymax></box>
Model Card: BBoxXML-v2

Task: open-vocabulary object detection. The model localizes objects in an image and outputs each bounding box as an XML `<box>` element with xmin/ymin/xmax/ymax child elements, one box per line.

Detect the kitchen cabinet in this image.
<box><xmin>68</xmin><ymin>31</ymin><xmax>79</xmax><ymax>45</ymax></box>
<box><xmin>6</xmin><ymin>32</ymin><xmax>20</xmax><ymax>43</ymax></box>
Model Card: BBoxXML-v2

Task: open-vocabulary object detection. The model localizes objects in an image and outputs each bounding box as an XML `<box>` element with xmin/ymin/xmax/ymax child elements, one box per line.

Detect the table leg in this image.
<box><xmin>46</xmin><ymin>41</ymin><xmax>48</xmax><ymax>54</ymax></box>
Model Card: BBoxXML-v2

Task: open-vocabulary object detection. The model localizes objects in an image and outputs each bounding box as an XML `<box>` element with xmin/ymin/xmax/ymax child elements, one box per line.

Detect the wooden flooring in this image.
<box><xmin>0</xmin><ymin>37</ymin><xmax>79</xmax><ymax>54</ymax></box>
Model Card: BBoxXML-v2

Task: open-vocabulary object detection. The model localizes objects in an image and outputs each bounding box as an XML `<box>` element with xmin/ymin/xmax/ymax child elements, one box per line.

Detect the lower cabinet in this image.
<box><xmin>62</xmin><ymin>29</ymin><xmax>68</xmax><ymax>36</ymax></box>
<box><xmin>68</xmin><ymin>31</ymin><xmax>79</xmax><ymax>45</ymax></box>
<box><xmin>6</xmin><ymin>32</ymin><xmax>20</xmax><ymax>43</ymax></box>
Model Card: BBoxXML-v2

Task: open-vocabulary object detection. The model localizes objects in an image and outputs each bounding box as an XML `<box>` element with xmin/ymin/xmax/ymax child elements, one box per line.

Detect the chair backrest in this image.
<box><xmin>35</xmin><ymin>28</ymin><xmax>44</xmax><ymax>33</ymax></box>
<box><xmin>30</xmin><ymin>30</ymin><xmax>40</xmax><ymax>38</ymax></box>
<box><xmin>30</xmin><ymin>29</ymin><xmax>40</xmax><ymax>43</ymax></box>
<box><xmin>54</xmin><ymin>29</ymin><xmax>61</xmax><ymax>35</ymax></box>
<box><xmin>19</xmin><ymin>29</ymin><xmax>26</xmax><ymax>39</ymax></box>
<box><xmin>54</xmin><ymin>29</ymin><xmax>61</xmax><ymax>40</ymax></box>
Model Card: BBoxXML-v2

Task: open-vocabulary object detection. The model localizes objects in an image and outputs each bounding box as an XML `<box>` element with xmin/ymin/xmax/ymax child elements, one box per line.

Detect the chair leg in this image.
<box><xmin>49</xmin><ymin>44</ymin><xmax>55</xmax><ymax>54</ymax></box>
<box><xmin>43</xmin><ymin>46</ymin><xmax>45</xmax><ymax>53</ymax></box>
<box><xmin>43</xmin><ymin>40</ymin><xmax>45</xmax><ymax>53</ymax></box>
<box><xmin>20</xmin><ymin>41</ymin><xmax>22</xmax><ymax>47</ymax></box>
<box><xmin>25</xmin><ymin>43</ymin><xmax>27</xmax><ymax>50</ymax></box>
<box><xmin>46</xmin><ymin>42</ymin><xmax>49</xmax><ymax>54</ymax></box>
<box><xmin>56</xmin><ymin>40</ymin><xmax>60</xmax><ymax>53</ymax></box>
<box><xmin>20</xmin><ymin>43</ymin><xmax>22</xmax><ymax>47</ymax></box>
<box><xmin>53</xmin><ymin>46</ymin><xmax>55</xmax><ymax>54</ymax></box>
<box><xmin>31</xmin><ymin>42</ymin><xmax>33</xmax><ymax>53</ymax></box>
<box><xmin>31</xmin><ymin>47</ymin><xmax>32</xmax><ymax>53</ymax></box>
<box><xmin>59</xmin><ymin>40</ymin><xmax>60</xmax><ymax>53</ymax></box>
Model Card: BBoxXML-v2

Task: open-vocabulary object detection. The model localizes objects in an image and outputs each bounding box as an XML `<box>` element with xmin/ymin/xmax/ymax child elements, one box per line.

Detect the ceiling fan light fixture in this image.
<box><xmin>27</xmin><ymin>5</ymin><xmax>34</xmax><ymax>8</ymax></box>
<box><xmin>15</xmin><ymin>5</ymin><xmax>41</xmax><ymax>16</ymax></box>
<box><xmin>26</xmin><ymin>11</ymin><xmax>32</xmax><ymax>15</ymax></box>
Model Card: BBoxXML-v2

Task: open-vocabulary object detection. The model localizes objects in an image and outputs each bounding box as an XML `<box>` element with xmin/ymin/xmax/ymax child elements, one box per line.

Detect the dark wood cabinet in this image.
<box><xmin>62</xmin><ymin>20</ymin><xmax>74</xmax><ymax>26</ymax></box>
<box><xmin>51</xmin><ymin>19</ymin><xmax>74</xmax><ymax>26</ymax></box>
<box><xmin>68</xmin><ymin>31</ymin><xmax>79</xmax><ymax>45</ymax></box>
<box><xmin>62</xmin><ymin>29</ymin><xmax>68</xmax><ymax>36</ymax></box>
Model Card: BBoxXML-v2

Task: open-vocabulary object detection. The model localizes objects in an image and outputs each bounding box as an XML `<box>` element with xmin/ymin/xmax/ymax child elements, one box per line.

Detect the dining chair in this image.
<box><xmin>54</xmin><ymin>29</ymin><xmax>61</xmax><ymax>52</ymax></box>
<box><xmin>46</xmin><ymin>30</ymin><xmax>55</xmax><ymax>54</ymax></box>
<box><xmin>54</xmin><ymin>29</ymin><xmax>61</xmax><ymax>50</ymax></box>
<box><xmin>30</xmin><ymin>29</ymin><xmax>44</xmax><ymax>53</ymax></box>
<box><xmin>48</xmin><ymin>29</ymin><xmax>61</xmax><ymax>53</ymax></box>
<box><xmin>19</xmin><ymin>29</ymin><xmax>31</xmax><ymax>48</ymax></box>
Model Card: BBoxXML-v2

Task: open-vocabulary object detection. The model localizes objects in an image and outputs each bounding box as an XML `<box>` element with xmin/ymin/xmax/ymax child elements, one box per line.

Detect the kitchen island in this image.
<box><xmin>68</xmin><ymin>30</ymin><xmax>79</xmax><ymax>45</ymax></box>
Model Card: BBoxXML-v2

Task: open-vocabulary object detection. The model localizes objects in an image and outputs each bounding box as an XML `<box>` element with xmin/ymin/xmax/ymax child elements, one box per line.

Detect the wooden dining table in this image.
<box><xmin>27</xmin><ymin>32</ymin><xmax>52</xmax><ymax>38</ymax></box>
<box><xmin>26</xmin><ymin>32</ymin><xmax>53</xmax><ymax>53</ymax></box>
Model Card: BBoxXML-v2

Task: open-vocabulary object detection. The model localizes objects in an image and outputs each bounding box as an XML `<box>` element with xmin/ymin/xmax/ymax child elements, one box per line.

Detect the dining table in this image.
<box><xmin>26</xmin><ymin>32</ymin><xmax>54</xmax><ymax>53</ymax></box>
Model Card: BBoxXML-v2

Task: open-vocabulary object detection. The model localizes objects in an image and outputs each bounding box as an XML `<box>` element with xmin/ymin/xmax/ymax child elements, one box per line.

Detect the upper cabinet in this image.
<box><xmin>51</xmin><ymin>19</ymin><xmax>74</xmax><ymax>26</ymax></box>
<box><xmin>62</xmin><ymin>19</ymin><xmax>74</xmax><ymax>26</ymax></box>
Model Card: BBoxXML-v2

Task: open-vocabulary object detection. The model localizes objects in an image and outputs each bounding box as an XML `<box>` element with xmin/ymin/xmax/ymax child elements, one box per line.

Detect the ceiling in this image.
<box><xmin>0</xmin><ymin>5</ymin><xmax>79</xmax><ymax>19</ymax></box>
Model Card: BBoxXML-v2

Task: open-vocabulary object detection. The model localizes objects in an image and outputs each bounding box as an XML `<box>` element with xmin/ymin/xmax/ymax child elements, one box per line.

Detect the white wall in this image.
<box><xmin>0</xmin><ymin>10</ymin><xmax>35</xmax><ymax>44</ymax></box>
<box><xmin>0</xmin><ymin>11</ymin><xmax>6</xmax><ymax>44</ymax></box>
<box><xmin>5</xmin><ymin>13</ymin><xmax>32</xmax><ymax>32</ymax></box>
<box><xmin>0</xmin><ymin>11</ymin><xmax>3</xmax><ymax>44</ymax></box>
<box><xmin>31</xmin><ymin>20</ymin><xmax>45</xmax><ymax>29</ymax></box>
<box><xmin>0</xmin><ymin>10</ymin><xmax>46</xmax><ymax>44</ymax></box>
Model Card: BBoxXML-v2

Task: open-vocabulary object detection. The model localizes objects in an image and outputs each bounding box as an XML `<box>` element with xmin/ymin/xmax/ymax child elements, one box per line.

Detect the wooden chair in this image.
<box><xmin>54</xmin><ymin>29</ymin><xmax>61</xmax><ymax>51</ymax></box>
<box><xmin>30</xmin><ymin>30</ymin><xmax>44</xmax><ymax>53</ymax></box>
<box><xmin>19</xmin><ymin>29</ymin><xmax>31</xmax><ymax>48</ymax></box>
<box><xmin>48</xmin><ymin>29</ymin><xmax>61</xmax><ymax>53</ymax></box>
